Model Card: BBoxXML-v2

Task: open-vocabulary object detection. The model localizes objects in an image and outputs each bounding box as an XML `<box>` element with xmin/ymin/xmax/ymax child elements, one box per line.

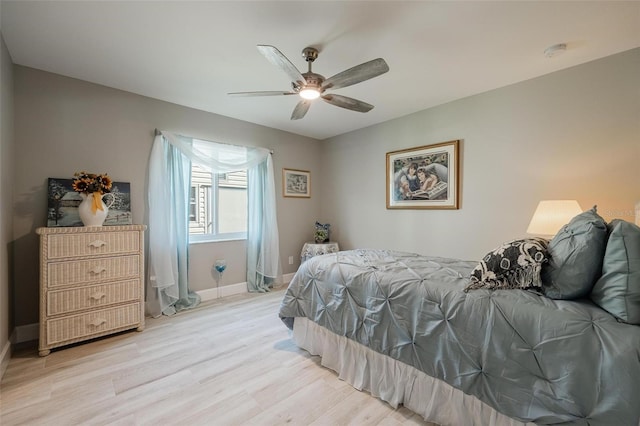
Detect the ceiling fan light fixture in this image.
<box><xmin>299</xmin><ymin>88</ymin><xmax>320</xmax><ymax>100</ymax></box>
<box><xmin>232</xmin><ymin>45</ymin><xmax>390</xmax><ymax>120</ymax></box>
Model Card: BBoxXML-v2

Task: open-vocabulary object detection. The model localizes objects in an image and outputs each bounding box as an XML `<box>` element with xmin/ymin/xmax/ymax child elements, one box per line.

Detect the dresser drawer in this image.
<box><xmin>47</xmin><ymin>255</ymin><xmax>140</xmax><ymax>288</ymax></box>
<box><xmin>46</xmin><ymin>303</ymin><xmax>141</xmax><ymax>345</ymax></box>
<box><xmin>45</xmin><ymin>231</ymin><xmax>140</xmax><ymax>260</ymax></box>
<box><xmin>47</xmin><ymin>279</ymin><xmax>141</xmax><ymax>316</ymax></box>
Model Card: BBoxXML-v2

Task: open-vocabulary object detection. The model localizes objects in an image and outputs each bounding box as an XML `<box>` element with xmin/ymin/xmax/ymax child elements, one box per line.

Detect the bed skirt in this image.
<box><xmin>292</xmin><ymin>317</ymin><xmax>533</xmax><ymax>426</ymax></box>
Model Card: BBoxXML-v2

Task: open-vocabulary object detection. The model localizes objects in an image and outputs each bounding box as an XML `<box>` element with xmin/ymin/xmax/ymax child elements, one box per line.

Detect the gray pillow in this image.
<box><xmin>590</xmin><ymin>219</ymin><xmax>640</xmax><ymax>324</ymax></box>
<box><xmin>541</xmin><ymin>206</ymin><xmax>607</xmax><ymax>299</ymax></box>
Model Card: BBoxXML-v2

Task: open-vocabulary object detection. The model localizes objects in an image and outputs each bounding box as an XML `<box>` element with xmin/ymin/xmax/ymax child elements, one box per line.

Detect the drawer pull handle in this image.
<box><xmin>88</xmin><ymin>318</ymin><xmax>107</xmax><ymax>327</ymax></box>
<box><xmin>88</xmin><ymin>240</ymin><xmax>107</xmax><ymax>248</ymax></box>
<box><xmin>89</xmin><ymin>292</ymin><xmax>106</xmax><ymax>301</ymax></box>
<box><xmin>88</xmin><ymin>266</ymin><xmax>107</xmax><ymax>275</ymax></box>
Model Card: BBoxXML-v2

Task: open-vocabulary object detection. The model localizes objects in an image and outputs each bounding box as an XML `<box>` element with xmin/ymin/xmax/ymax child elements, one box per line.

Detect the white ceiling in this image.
<box><xmin>2</xmin><ymin>1</ymin><xmax>639</xmax><ymax>140</ymax></box>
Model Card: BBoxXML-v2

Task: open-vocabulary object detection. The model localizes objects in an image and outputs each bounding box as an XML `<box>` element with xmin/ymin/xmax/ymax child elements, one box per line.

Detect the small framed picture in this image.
<box><xmin>386</xmin><ymin>140</ymin><xmax>460</xmax><ymax>209</ymax></box>
<box><xmin>282</xmin><ymin>168</ymin><xmax>311</xmax><ymax>198</ymax></box>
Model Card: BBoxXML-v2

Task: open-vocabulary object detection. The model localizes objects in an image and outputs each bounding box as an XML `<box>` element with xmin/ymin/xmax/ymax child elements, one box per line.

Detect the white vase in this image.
<box><xmin>78</xmin><ymin>192</ymin><xmax>115</xmax><ymax>227</ymax></box>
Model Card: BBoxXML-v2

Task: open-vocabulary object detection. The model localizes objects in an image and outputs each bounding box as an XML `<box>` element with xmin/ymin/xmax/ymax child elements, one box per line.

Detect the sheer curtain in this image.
<box><xmin>147</xmin><ymin>131</ymin><xmax>281</xmax><ymax>317</ymax></box>
<box><xmin>247</xmin><ymin>156</ymin><xmax>280</xmax><ymax>292</ymax></box>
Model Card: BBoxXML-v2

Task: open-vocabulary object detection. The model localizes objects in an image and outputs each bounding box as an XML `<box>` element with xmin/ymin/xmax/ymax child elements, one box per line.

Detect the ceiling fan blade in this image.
<box><xmin>228</xmin><ymin>91</ymin><xmax>298</xmax><ymax>97</ymax></box>
<box><xmin>291</xmin><ymin>100</ymin><xmax>311</xmax><ymax>120</ymax></box>
<box><xmin>322</xmin><ymin>58</ymin><xmax>389</xmax><ymax>90</ymax></box>
<box><xmin>322</xmin><ymin>94</ymin><xmax>374</xmax><ymax>113</ymax></box>
<box><xmin>257</xmin><ymin>45</ymin><xmax>306</xmax><ymax>86</ymax></box>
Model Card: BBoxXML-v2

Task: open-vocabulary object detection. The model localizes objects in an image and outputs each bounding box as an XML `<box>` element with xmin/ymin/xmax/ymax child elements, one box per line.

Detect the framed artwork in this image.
<box><xmin>386</xmin><ymin>140</ymin><xmax>460</xmax><ymax>209</ymax></box>
<box><xmin>282</xmin><ymin>168</ymin><xmax>311</xmax><ymax>198</ymax></box>
<box><xmin>47</xmin><ymin>178</ymin><xmax>133</xmax><ymax>227</ymax></box>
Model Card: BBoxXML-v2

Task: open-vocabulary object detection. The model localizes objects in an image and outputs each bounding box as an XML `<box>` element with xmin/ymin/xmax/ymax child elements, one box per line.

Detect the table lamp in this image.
<box><xmin>526</xmin><ymin>200</ymin><xmax>582</xmax><ymax>236</ymax></box>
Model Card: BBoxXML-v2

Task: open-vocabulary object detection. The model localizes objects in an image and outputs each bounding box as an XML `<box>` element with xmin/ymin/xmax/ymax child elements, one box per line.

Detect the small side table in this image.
<box><xmin>301</xmin><ymin>241</ymin><xmax>340</xmax><ymax>263</ymax></box>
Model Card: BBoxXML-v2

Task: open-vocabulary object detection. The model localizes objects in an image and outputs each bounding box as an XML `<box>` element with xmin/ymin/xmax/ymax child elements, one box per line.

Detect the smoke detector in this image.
<box><xmin>544</xmin><ymin>43</ymin><xmax>567</xmax><ymax>58</ymax></box>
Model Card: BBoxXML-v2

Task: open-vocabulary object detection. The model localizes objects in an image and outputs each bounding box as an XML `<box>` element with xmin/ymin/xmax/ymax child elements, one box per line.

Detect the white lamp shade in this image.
<box><xmin>526</xmin><ymin>200</ymin><xmax>582</xmax><ymax>236</ymax></box>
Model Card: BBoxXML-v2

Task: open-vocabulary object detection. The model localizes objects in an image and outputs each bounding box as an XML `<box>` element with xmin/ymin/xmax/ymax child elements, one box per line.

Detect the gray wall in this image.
<box><xmin>320</xmin><ymin>48</ymin><xmax>640</xmax><ymax>261</ymax></box>
<box><xmin>1</xmin><ymin>28</ymin><xmax>15</xmax><ymax>369</ymax></box>
<box><xmin>12</xmin><ymin>66</ymin><xmax>323</xmax><ymax>326</ymax></box>
<box><xmin>7</xmin><ymin>47</ymin><xmax>640</xmax><ymax>335</ymax></box>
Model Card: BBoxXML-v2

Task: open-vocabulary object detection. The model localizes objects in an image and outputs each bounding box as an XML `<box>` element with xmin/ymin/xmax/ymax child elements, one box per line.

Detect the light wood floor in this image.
<box><xmin>1</xmin><ymin>288</ymin><xmax>434</xmax><ymax>425</ymax></box>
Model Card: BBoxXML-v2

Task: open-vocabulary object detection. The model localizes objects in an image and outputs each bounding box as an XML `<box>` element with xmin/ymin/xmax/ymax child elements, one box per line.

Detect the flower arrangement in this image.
<box><xmin>72</xmin><ymin>171</ymin><xmax>113</xmax><ymax>194</ymax></box>
<box><xmin>314</xmin><ymin>229</ymin><xmax>328</xmax><ymax>243</ymax></box>
<box><xmin>314</xmin><ymin>221</ymin><xmax>330</xmax><ymax>243</ymax></box>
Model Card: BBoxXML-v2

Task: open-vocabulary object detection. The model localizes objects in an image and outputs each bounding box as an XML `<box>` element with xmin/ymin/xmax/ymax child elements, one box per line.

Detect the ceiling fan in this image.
<box><xmin>228</xmin><ymin>45</ymin><xmax>389</xmax><ymax>120</ymax></box>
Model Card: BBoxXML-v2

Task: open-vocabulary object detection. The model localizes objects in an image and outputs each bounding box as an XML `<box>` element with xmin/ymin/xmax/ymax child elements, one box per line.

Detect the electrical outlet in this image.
<box><xmin>288</xmin><ymin>256</ymin><xmax>294</xmax><ymax>265</ymax></box>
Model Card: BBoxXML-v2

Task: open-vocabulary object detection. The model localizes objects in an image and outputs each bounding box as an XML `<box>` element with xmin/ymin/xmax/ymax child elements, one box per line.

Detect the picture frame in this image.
<box><xmin>386</xmin><ymin>140</ymin><xmax>460</xmax><ymax>209</ymax></box>
<box><xmin>282</xmin><ymin>168</ymin><xmax>311</xmax><ymax>198</ymax></box>
<box><xmin>47</xmin><ymin>178</ymin><xmax>133</xmax><ymax>227</ymax></box>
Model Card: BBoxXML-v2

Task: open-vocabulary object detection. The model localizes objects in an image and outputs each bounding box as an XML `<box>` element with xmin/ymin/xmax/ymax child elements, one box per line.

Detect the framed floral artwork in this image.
<box><xmin>282</xmin><ymin>168</ymin><xmax>310</xmax><ymax>198</ymax></box>
<box><xmin>386</xmin><ymin>140</ymin><xmax>460</xmax><ymax>209</ymax></box>
<box><xmin>47</xmin><ymin>178</ymin><xmax>133</xmax><ymax>226</ymax></box>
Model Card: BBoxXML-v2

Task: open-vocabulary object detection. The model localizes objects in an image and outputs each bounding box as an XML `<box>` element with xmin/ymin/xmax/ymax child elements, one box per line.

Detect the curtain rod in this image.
<box><xmin>154</xmin><ymin>128</ymin><xmax>274</xmax><ymax>154</ymax></box>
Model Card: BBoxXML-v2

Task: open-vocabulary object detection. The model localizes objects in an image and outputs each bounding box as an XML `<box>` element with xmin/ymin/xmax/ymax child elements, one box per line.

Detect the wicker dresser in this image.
<box><xmin>36</xmin><ymin>225</ymin><xmax>146</xmax><ymax>356</ymax></box>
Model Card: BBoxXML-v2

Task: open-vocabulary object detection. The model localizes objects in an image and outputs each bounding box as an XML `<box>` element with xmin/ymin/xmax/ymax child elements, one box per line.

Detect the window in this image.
<box><xmin>189</xmin><ymin>165</ymin><xmax>247</xmax><ymax>242</ymax></box>
<box><xmin>189</xmin><ymin>186</ymin><xmax>197</xmax><ymax>221</ymax></box>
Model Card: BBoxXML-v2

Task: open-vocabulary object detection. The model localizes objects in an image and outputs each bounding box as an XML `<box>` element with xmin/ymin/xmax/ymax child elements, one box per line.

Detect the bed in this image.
<box><xmin>278</xmin><ymin>209</ymin><xmax>640</xmax><ymax>425</ymax></box>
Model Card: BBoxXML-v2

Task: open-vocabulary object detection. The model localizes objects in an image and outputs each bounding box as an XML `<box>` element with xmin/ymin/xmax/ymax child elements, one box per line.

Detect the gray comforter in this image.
<box><xmin>278</xmin><ymin>249</ymin><xmax>640</xmax><ymax>425</ymax></box>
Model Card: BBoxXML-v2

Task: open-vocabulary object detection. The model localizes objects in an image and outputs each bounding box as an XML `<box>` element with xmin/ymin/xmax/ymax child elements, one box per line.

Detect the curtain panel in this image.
<box><xmin>147</xmin><ymin>131</ymin><xmax>281</xmax><ymax>317</ymax></box>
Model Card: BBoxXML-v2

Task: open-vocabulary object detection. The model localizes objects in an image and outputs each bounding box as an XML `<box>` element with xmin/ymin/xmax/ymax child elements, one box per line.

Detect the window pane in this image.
<box><xmin>189</xmin><ymin>186</ymin><xmax>197</xmax><ymax>221</ymax></box>
<box><xmin>188</xmin><ymin>184</ymin><xmax>210</xmax><ymax>235</ymax></box>
<box><xmin>218</xmin><ymin>187</ymin><xmax>247</xmax><ymax>233</ymax></box>
<box><xmin>218</xmin><ymin>171</ymin><xmax>247</xmax><ymax>234</ymax></box>
<box><xmin>189</xmin><ymin>166</ymin><xmax>247</xmax><ymax>239</ymax></box>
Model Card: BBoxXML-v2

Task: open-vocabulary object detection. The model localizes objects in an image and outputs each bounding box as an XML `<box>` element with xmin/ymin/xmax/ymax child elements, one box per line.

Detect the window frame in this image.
<box><xmin>189</xmin><ymin>168</ymin><xmax>247</xmax><ymax>244</ymax></box>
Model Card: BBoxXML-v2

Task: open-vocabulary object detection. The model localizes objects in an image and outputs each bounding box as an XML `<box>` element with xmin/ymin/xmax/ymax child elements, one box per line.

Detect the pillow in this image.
<box><xmin>590</xmin><ymin>219</ymin><xmax>640</xmax><ymax>324</ymax></box>
<box><xmin>465</xmin><ymin>238</ymin><xmax>549</xmax><ymax>292</ymax></box>
<box><xmin>541</xmin><ymin>206</ymin><xmax>607</xmax><ymax>299</ymax></box>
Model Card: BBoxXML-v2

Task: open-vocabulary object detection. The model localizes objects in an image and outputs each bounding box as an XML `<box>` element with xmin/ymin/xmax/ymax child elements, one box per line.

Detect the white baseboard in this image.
<box><xmin>1</xmin><ymin>338</ymin><xmax>11</xmax><ymax>380</ymax></box>
<box><xmin>197</xmin><ymin>281</ymin><xmax>247</xmax><ymax>302</ymax></box>
<box><xmin>10</xmin><ymin>273</ymin><xmax>297</xmax><ymax>345</ymax></box>
<box><xmin>196</xmin><ymin>273</ymin><xmax>295</xmax><ymax>302</ymax></box>
<box><xmin>283</xmin><ymin>272</ymin><xmax>295</xmax><ymax>284</ymax></box>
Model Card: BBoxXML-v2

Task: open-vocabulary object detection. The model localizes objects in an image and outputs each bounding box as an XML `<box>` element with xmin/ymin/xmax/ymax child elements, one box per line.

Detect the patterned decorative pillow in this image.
<box><xmin>465</xmin><ymin>238</ymin><xmax>549</xmax><ymax>292</ymax></box>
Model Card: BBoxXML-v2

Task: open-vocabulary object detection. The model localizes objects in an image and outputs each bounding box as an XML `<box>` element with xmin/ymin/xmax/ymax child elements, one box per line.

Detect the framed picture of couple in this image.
<box><xmin>386</xmin><ymin>140</ymin><xmax>460</xmax><ymax>210</ymax></box>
